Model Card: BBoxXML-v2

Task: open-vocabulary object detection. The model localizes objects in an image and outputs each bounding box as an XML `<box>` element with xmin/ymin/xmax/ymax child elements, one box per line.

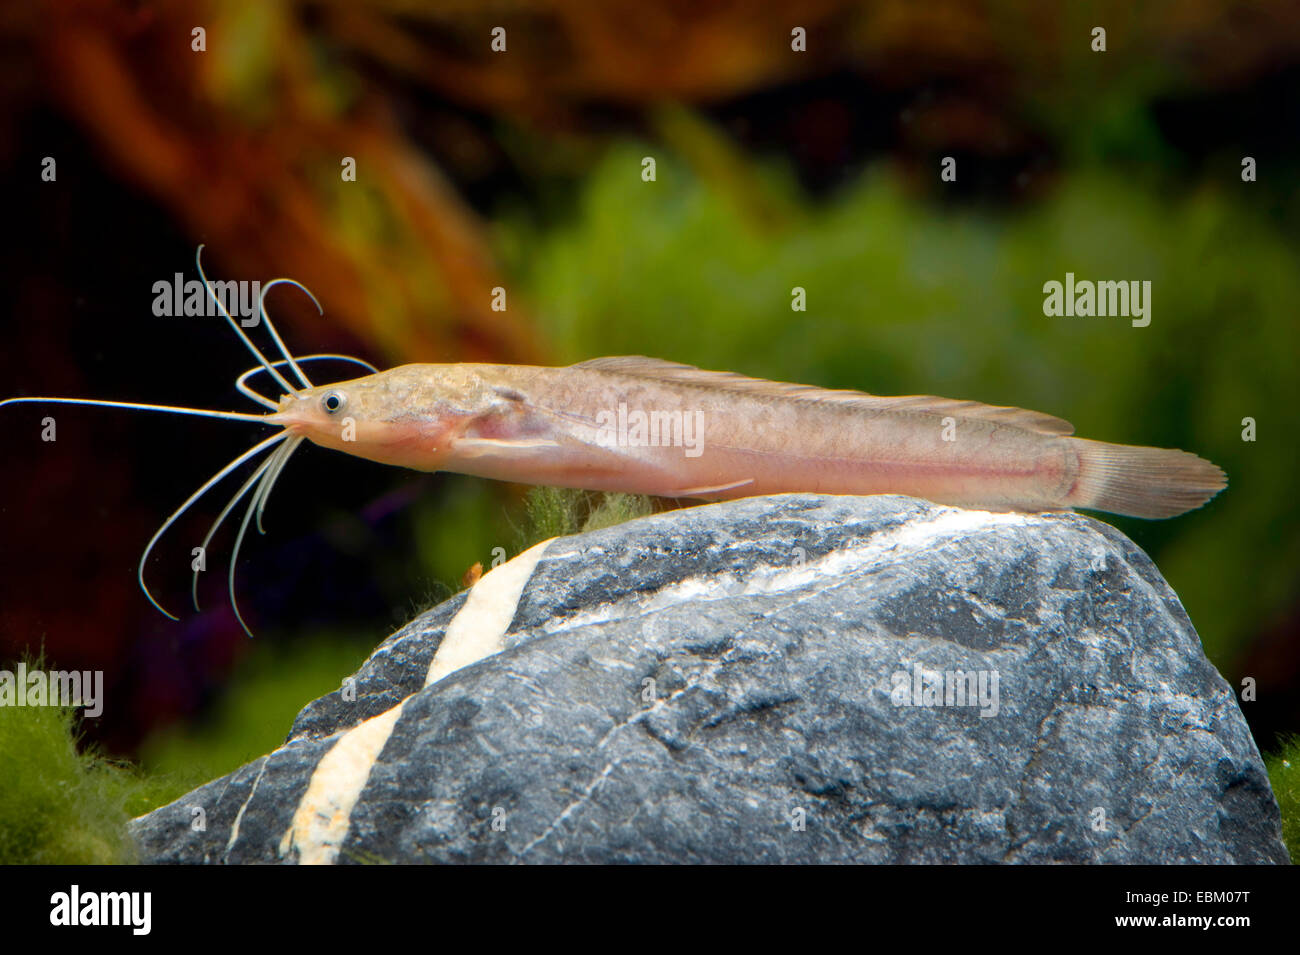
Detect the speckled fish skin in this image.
<box><xmin>266</xmin><ymin>357</ymin><xmax>1227</xmax><ymax>519</ymax></box>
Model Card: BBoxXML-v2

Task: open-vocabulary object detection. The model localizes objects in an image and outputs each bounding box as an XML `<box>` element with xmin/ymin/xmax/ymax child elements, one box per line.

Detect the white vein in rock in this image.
<box><xmin>543</xmin><ymin>506</ymin><xmax>1038</xmax><ymax>634</ymax></box>
<box><xmin>278</xmin><ymin>538</ymin><xmax>554</xmax><ymax>865</ymax></box>
<box><xmin>426</xmin><ymin>539</ymin><xmax>555</xmax><ymax>685</ymax></box>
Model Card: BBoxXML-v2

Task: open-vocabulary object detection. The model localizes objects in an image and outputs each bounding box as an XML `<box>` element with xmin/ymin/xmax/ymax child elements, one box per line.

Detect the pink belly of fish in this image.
<box><xmin>628</xmin><ymin>440</ymin><xmax>1067</xmax><ymax>509</ymax></box>
<box><xmin>447</xmin><ymin>417</ymin><xmax>1072</xmax><ymax>512</ymax></box>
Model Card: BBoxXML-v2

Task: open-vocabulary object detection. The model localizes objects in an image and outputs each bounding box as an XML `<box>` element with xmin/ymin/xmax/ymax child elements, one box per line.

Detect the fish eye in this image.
<box><xmin>321</xmin><ymin>391</ymin><xmax>347</xmax><ymax>415</ymax></box>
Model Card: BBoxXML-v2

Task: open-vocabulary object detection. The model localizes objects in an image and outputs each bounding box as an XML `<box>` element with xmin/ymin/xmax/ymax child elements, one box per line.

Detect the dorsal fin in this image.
<box><xmin>569</xmin><ymin>356</ymin><xmax>1074</xmax><ymax>436</ymax></box>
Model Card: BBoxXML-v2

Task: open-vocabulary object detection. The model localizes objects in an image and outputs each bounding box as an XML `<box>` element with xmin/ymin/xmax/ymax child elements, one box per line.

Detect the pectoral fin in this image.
<box><xmin>451</xmin><ymin>436</ymin><xmax>561</xmax><ymax>458</ymax></box>
<box><xmin>671</xmin><ymin>478</ymin><xmax>755</xmax><ymax>498</ymax></box>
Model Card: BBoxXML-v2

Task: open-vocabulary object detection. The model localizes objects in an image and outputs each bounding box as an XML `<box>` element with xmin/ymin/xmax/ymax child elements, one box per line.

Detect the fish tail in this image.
<box><xmin>1063</xmin><ymin>438</ymin><xmax>1227</xmax><ymax>519</ymax></box>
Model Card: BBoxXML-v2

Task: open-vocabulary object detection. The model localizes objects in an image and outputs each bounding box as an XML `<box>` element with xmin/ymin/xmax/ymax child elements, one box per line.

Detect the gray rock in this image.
<box><xmin>130</xmin><ymin>494</ymin><xmax>1289</xmax><ymax>864</ymax></box>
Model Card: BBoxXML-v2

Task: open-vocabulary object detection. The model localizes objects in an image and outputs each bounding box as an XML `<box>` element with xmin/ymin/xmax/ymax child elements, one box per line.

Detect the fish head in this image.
<box><xmin>266</xmin><ymin>363</ymin><xmax>494</xmax><ymax>469</ymax></box>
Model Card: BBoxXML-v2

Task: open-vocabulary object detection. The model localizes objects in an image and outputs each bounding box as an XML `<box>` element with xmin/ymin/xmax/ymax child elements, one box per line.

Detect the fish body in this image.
<box><xmin>269</xmin><ymin>357</ymin><xmax>1226</xmax><ymax>519</ymax></box>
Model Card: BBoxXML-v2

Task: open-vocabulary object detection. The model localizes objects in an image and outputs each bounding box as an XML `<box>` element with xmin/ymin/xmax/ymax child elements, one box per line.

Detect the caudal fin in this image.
<box><xmin>1065</xmin><ymin>438</ymin><xmax>1227</xmax><ymax>519</ymax></box>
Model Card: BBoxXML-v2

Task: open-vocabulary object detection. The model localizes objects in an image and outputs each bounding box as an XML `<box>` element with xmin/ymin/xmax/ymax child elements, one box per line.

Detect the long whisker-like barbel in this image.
<box><xmin>235</xmin><ymin>355</ymin><xmax>379</xmax><ymax>410</ymax></box>
<box><xmin>0</xmin><ymin>247</ymin><xmax>351</xmax><ymax>635</ymax></box>
<box><xmin>139</xmin><ymin>431</ymin><xmax>288</xmax><ymax>620</ymax></box>
<box><xmin>192</xmin><ymin>440</ymin><xmax>288</xmax><ymax>613</ymax></box>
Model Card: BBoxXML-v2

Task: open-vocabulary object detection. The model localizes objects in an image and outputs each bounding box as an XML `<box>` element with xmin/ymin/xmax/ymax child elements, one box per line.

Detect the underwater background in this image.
<box><xmin>0</xmin><ymin>1</ymin><xmax>1297</xmax><ymax>859</ymax></box>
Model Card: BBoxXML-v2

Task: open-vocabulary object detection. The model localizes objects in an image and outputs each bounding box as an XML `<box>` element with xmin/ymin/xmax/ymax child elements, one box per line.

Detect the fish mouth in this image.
<box><xmin>265</xmin><ymin>410</ymin><xmax>311</xmax><ymax>432</ymax></box>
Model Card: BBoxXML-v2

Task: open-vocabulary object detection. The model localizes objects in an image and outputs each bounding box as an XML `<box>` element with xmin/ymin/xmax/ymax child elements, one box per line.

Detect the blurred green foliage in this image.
<box><xmin>0</xmin><ymin>640</ymin><xmax>383</xmax><ymax>863</ymax></box>
<box><xmin>492</xmin><ymin>141</ymin><xmax>1299</xmax><ymax>672</ymax></box>
<box><xmin>399</xmin><ymin>130</ymin><xmax>1299</xmax><ymax>673</ymax></box>
<box><xmin>0</xmin><ymin>656</ymin><xmax>141</xmax><ymax>863</ymax></box>
<box><xmin>404</xmin><ymin>479</ymin><xmax>654</xmax><ymax>611</ymax></box>
<box><xmin>516</xmin><ymin>486</ymin><xmax>655</xmax><ymax>544</ymax></box>
<box><xmin>1266</xmin><ymin>736</ymin><xmax>1299</xmax><ymax>862</ymax></box>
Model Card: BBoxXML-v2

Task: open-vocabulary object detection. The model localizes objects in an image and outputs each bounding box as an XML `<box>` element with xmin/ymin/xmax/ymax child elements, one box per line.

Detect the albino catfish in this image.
<box><xmin>1</xmin><ymin>249</ymin><xmax>1226</xmax><ymax>635</ymax></box>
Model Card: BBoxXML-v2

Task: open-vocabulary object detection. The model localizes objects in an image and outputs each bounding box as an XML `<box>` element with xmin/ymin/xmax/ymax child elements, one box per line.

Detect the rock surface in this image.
<box><xmin>131</xmin><ymin>494</ymin><xmax>1289</xmax><ymax>864</ymax></box>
